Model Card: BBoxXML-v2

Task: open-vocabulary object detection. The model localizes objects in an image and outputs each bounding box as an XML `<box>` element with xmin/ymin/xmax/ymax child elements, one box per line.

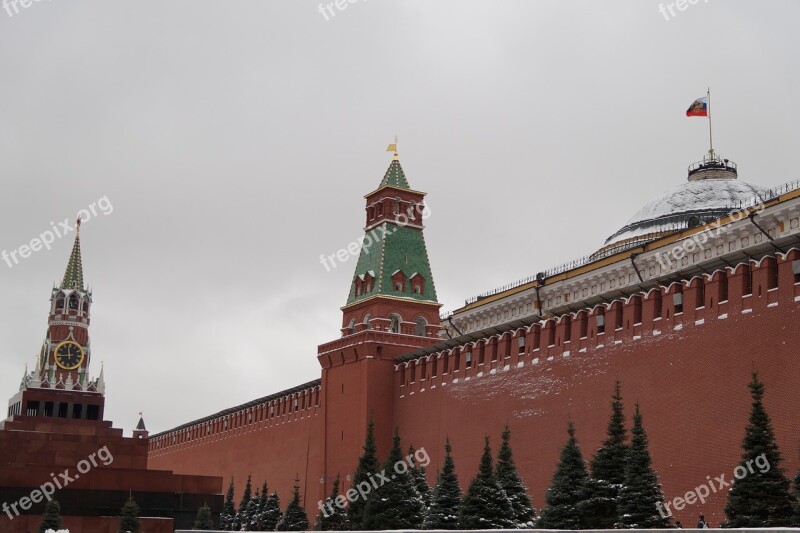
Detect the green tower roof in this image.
<box><xmin>61</xmin><ymin>229</ymin><xmax>84</xmax><ymax>291</ymax></box>
<box><xmin>346</xmin><ymin>223</ymin><xmax>438</xmax><ymax>306</ymax></box>
<box><xmin>379</xmin><ymin>159</ymin><xmax>411</xmax><ymax>190</ymax></box>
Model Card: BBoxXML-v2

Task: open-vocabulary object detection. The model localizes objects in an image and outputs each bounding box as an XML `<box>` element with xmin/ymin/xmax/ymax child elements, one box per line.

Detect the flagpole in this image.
<box><xmin>707</xmin><ymin>87</ymin><xmax>714</xmax><ymax>160</ymax></box>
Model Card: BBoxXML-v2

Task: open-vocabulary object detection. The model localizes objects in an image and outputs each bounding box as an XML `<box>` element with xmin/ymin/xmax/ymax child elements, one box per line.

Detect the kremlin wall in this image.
<box><xmin>148</xmin><ymin>150</ymin><xmax>800</xmax><ymax>527</ymax></box>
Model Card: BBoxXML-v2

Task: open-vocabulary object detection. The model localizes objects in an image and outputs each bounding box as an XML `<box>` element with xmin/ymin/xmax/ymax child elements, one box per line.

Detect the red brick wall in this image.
<box><xmin>392</xmin><ymin>252</ymin><xmax>800</xmax><ymax>527</ymax></box>
<box><xmin>149</xmin><ymin>402</ymin><xmax>324</xmax><ymax>510</ymax></box>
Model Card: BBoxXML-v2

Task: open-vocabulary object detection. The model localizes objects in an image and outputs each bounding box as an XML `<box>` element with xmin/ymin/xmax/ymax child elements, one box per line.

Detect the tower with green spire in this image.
<box><xmin>6</xmin><ymin>220</ymin><xmax>106</xmax><ymax>424</ymax></box>
<box><xmin>317</xmin><ymin>145</ymin><xmax>442</xmax><ymax>508</ymax></box>
<box><xmin>340</xmin><ymin>147</ymin><xmax>441</xmax><ymax>337</ymax></box>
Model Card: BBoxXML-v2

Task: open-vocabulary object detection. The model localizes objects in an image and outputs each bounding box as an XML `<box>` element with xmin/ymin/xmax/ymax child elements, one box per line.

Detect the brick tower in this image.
<box><xmin>9</xmin><ymin>219</ymin><xmax>105</xmax><ymax>422</ymax></box>
<box><xmin>317</xmin><ymin>146</ymin><xmax>441</xmax><ymax>497</ymax></box>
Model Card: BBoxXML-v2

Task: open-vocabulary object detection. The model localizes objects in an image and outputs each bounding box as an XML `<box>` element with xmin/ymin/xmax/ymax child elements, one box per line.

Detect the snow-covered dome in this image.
<box><xmin>604</xmin><ymin>156</ymin><xmax>769</xmax><ymax>247</ymax></box>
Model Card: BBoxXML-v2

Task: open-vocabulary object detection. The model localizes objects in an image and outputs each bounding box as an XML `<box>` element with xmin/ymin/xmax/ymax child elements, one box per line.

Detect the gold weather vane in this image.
<box><xmin>386</xmin><ymin>135</ymin><xmax>399</xmax><ymax>160</ymax></box>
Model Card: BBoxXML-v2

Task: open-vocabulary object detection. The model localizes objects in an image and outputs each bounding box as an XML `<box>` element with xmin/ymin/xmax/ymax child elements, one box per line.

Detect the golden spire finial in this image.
<box><xmin>386</xmin><ymin>135</ymin><xmax>399</xmax><ymax>160</ymax></box>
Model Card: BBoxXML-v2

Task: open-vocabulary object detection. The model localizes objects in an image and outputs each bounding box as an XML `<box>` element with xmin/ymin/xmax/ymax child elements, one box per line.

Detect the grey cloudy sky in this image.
<box><xmin>1</xmin><ymin>0</ymin><xmax>798</xmax><ymax>434</ymax></box>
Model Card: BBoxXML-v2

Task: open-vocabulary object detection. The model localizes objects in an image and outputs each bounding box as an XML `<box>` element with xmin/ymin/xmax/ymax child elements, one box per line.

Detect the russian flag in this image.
<box><xmin>686</xmin><ymin>96</ymin><xmax>709</xmax><ymax>117</ymax></box>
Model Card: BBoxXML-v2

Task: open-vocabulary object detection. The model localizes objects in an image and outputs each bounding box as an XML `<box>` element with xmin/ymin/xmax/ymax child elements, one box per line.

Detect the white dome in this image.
<box><xmin>605</xmin><ymin>176</ymin><xmax>769</xmax><ymax>246</ymax></box>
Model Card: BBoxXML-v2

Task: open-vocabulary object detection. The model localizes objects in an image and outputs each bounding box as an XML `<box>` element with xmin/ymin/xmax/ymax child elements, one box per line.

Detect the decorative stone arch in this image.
<box><xmin>388</xmin><ymin>313</ymin><xmax>403</xmax><ymax>333</ymax></box>
<box><xmin>55</xmin><ymin>291</ymin><xmax>66</xmax><ymax>312</ymax></box>
<box><xmin>414</xmin><ymin>316</ymin><xmax>427</xmax><ymax>336</ymax></box>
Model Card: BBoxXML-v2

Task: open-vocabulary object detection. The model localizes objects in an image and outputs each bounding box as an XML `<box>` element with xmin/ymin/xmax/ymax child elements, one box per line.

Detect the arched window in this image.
<box><xmin>55</xmin><ymin>292</ymin><xmax>65</xmax><ymax>312</ymax></box>
<box><xmin>389</xmin><ymin>314</ymin><xmax>402</xmax><ymax>333</ymax></box>
<box><xmin>414</xmin><ymin>317</ymin><xmax>427</xmax><ymax>337</ymax></box>
<box><xmin>347</xmin><ymin>318</ymin><xmax>356</xmax><ymax>335</ymax></box>
<box><xmin>68</xmin><ymin>294</ymin><xmax>79</xmax><ymax>310</ymax></box>
<box><xmin>363</xmin><ymin>314</ymin><xmax>372</xmax><ymax>330</ymax></box>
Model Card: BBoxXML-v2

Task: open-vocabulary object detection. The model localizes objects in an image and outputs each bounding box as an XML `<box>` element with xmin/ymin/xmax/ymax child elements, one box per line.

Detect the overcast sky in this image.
<box><xmin>1</xmin><ymin>0</ymin><xmax>798</xmax><ymax>434</ymax></box>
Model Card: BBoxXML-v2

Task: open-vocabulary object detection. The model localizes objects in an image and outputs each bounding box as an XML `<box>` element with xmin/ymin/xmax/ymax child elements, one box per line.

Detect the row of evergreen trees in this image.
<box><xmin>325</xmin><ymin>420</ymin><xmax>534</xmax><ymax>530</ymax></box>
<box><xmin>218</xmin><ymin>475</ymin><xmax>309</xmax><ymax>531</ymax></box>
<box><xmin>211</xmin><ymin>372</ymin><xmax>800</xmax><ymax>531</ymax></box>
<box><xmin>539</xmin><ymin>381</ymin><xmax>671</xmax><ymax>529</ymax></box>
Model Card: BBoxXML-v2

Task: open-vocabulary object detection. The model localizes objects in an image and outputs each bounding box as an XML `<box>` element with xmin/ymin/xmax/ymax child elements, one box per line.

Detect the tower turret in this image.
<box><xmin>340</xmin><ymin>146</ymin><xmax>441</xmax><ymax>338</ymax></box>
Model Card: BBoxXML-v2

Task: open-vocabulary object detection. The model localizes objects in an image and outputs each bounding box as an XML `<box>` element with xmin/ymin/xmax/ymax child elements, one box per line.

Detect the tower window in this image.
<box><xmin>389</xmin><ymin>314</ymin><xmax>402</xmax><ymax>333</ymax></box>
<box><xmin>410</xmin><ymin>274</ymin><xmax>425</xmax><ymax>295</ymax></box>
<box><xmin>55</xmin><ymin>293</ymin><xmax>65</xmax><ymax>312</ymax></box>
<box><xmin>363</xmin><ymin>314</ymin><xmax>371</xmax><ymax>330</ymax></box>
<box><xmin>347</xmin><ymin>318</ymin><xmax>356</xmax><ymax>335</ymax></box>
<box><xmin>414</xmin><ymin>317</ymin><xmax>427</xmax><ymax>337</ymax></box>
<box><xmin>69</xmin><ymin>294</ymin><xmax>79</xmax><ymax>310</ymax></box>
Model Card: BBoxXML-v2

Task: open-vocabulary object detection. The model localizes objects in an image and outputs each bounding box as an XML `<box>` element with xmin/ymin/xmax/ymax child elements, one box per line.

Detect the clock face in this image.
<box><xmin>54</xmin><ymin>341</ymin><xmax>85</xmax><ymax>370</ymax></box>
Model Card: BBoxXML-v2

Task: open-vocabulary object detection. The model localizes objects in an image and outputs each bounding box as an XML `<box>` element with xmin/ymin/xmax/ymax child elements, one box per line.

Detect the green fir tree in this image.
<box><xmin>118</xmin><ymin>496</ymin><xmax>141</xmax><ymax>533</ymax></box>
<box><xmin>277</xmin><ymin>477</ymin><xmax>309</xmax><ymax>531</ymax></box>
<box><xmin>423</xmin><ymin>439</ymin><xmax>463</xmax><ymax>530</ymax></box>
<box><xmin>252</xmin><ymin>481</ymin><xmax>268</xmax><ymax>531</ymax></box>
<box><xmin>539</xmin><ymin>422</ymin><xmax>593</xmax><ymax>529</ymax></box>
<box><xmin>38</xmin><ymin>500</ymin><xmax>62</xmax><ymax>533</ymax></box>
<box><xmin>723</xmin><ymin>372</ymin><xmax>796</xmax><ymax>527</ymax></box>
<box><xmin>319</xmin><ymin>474</ymin><xmax>349</xmax><ymax>531</ymax></box>
<box><xmin>220</xmin><ymin>478</ymin><xmax>236</xmax><ymax>531</ymax></box>
<box><xmin>409</xmin><ymin>445</ymin><xmax>432</xmax><ymax>512</ymax></box>
<box><xmin>458</xmin><ymin>436</ymin><xmax>515</xmax><ymax>529</ymax></box>
<box><xmin>496</xmin><ymin>426</ymin><xmax>536</xmax><ymax>527</ymax></box>
<box><xmin>194</xmin><ymin>503</ymin><xmax>215</xmax><ymax>530</ymax></box>
<box><xmin>616</xmin><ymin>403</ymin><xmax>671</xmax><ymax>528</ymax></box>
<box><xmin>233</xmin><ymin>474</ymin><xmax>252</xmax><ymax>531</ymax></box>
<box><xmin>363</xmin><ymin>429</ymin><xmax>425</xmax><ymax>529</ymax></box>
<box><xmin>261</xmin><ymin>491</ymin><xmax>283</xmax><ymax>531</ymax></box>
<box><xmin>347</xmin><ymin>419</ymin><xmax>380</xmax><ymax>530</ymax></box>
<box><xmin>587</xmin><ymin>380</ymin><xmax>629</xmax><ymax>529</ymax></box>
<box><xmin>243</xmin><ymin>486</ymin><xmax>261</xmax><ymax>531</ymax></box>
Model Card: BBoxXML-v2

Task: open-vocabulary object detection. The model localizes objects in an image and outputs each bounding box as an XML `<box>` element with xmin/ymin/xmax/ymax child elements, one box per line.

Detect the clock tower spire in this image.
<box><xmin>39</xmin><ymin>219</ymin><xmax>93</xmax><ymax>386</ymax></box>
<box><xmin>7</xmin><ymin>223</ymin><xmax>104</xmax><ymax>423</ymax></box>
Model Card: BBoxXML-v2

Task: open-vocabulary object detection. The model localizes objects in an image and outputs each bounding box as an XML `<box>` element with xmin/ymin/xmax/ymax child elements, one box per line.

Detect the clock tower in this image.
<box><xmin>38</xmin><ymin>219</ymin><xmax>95</xmax><ymax>389</ymax></box>
<box><xmin>6</xmin><ymin>220</ymin><xmax>105</xmax><ymax>422</ymax></box>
